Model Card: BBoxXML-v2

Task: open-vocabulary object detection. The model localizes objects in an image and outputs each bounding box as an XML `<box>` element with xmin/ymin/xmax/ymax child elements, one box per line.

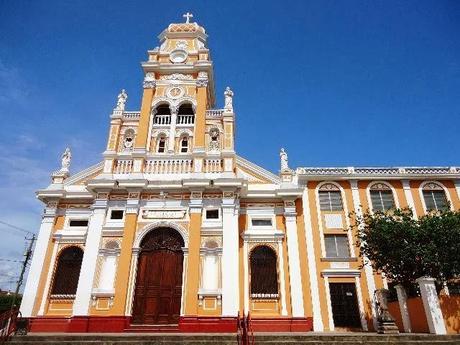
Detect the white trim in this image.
<box><xmin>455</xmin><ymin>181</ymin><xmax>460</xmax><ymax>204</ymax></box>
<box><xmin>236</xmin><ymin>155</ymin><xmax>280</xmax><ymax>184</ymax></box>
<box><xmin>38</xmin><ymin>241</ymin><xmax>59</xmax><ymax>316</ymax></box>
<box><xmin>418</xmin><ymin>180</ymin><xmax>454</xmax><ymax>214</ymax></box>
<box><xmin>350</xmin><ymin>180</ymin><xmax>378</xmax><ymax>331</ymax></box>
<box><xmin>134</xmin><ymin>221</ymin><xmax>189</xmax><ymax>248</ymax></box>
<box><xmin>301</xmin><ymin>189</ymin><xmax>324</xmax><ymax>331</ymax></box>
<box><xmin>395</xmin><ymin>284</ymin><xmax>412</xmax><ymax>333</ymax></box>
<box><xmin>277</xmin><ymin>241</ymin><xmax>288</xmax><ymax>316</ymax></box>
<box><xmin>416</xmin><ymin>277</ymin><xmax>447</xmax><ymax>334</ymax></box>
<box><xmin>243</xmin><ymin>241</ymin><xmax>249</xmax><ymax>314</ymax></box>
<box><xmin>355</xmin><ymin>276</ymin><xmax>369</xmax><ymax>331</ymax></box>
<box><xmin>365</xmin><ymin>181</ymin><xmax>400</xmax><ymax>213</ymax></box>
<box><xmin>402</xmin><ymin>180</ymin><xmax>417</xmax><ymax>218</ymax></box>
<box><xmin>324</xmin><ymin>276</ymin><xmax>334</xmax><ymax>331</ymax></box>
<box><xmin>64</xmin><ymin>161</ymin><xmax>104</xmax><ymax>186</ymax></box>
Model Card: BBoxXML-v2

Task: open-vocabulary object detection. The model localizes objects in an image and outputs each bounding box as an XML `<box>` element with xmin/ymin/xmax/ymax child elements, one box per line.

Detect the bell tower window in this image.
<box><xmin>157</xmin><ymin>136</ymin><xmax>166</xmax><ymax>153</ymax></box>
<box><xmin>177</xmin><ymin>103</ymin><xmax>195</xmax><ymax>125</ymax></box>
<box><xmin>153</xmin><ymin>104</ymin><xmax>171</xmax><ymax>125</ymax></box>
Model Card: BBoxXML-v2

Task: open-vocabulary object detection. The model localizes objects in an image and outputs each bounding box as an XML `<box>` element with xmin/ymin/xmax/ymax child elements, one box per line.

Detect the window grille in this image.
<box><xmin>370</xmin><ymin>190</ymin><xmax>395</xmax><ymax>211</ymax></box>
<box><xmin>319</xmin><ymin>191</ymin><xmax>343</xmax><ymax>211</ymax></box>
<box><xmin>250</xmin><ymin>246</ymin><xmax>278</xmax><ymax>297</ymax></box>
<box><xmin>423</xmin><ymin>190</ymin><xmax>449</xmax><ymax>211</ymax></box>
<box><xmin>324</xmin><ymin>234</ymin><xmax>350</xmax><ymax>258</ymax></box>
<box><xmin>51</xmin><ymin>246</ymin><xmax>83</xmax><ymax>295</ymax></box>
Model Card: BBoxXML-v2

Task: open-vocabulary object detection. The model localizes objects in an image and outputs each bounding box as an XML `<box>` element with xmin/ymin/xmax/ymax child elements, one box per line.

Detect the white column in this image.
<box><xmin>454</xmin><ymin>181</ymin><xmax>460</xmax><ymax>204</ymax></box>
<box><xmin>221</xmin><ymin>195</ymin><xmax>239</xmax><ymax>316</ymax></box>
<box><xmin>350</xmin><ymin>180</ymin><xmax>378</xmax><ymax>330</ymax></box>
<box><xmin>168</xmin><ymin>108</ymin><xmax>177</xmax><ymax>153</ymax></box>
<box><xmin>277</xmin><ymin>240</ymin><xmax>288</xmax><ymax>316</ymax></box>
<box><xmin>416</xmin><ymin>277</ymin><xmax>447</xmax><ymax>334</ymax></box>
<box><xmin>72</xmin><ymin>199</ymin><xmax>107</xmax><ymax>316</ymax></box>
<box><xmin>324</xmin><ymin>276</ymin><xmax>334</xmax><ymax>331</ymax></box>
<box><xmin>20</xmin><ymin>203</ymin><xmax>57</xmax><ymax>317</ymax></box>
<box><xmin>402</xmin><ymin>180</ymin><xmax>417</xmax><ymax>218</ymax></box>
<box><xmin>243</xmin><ymin>240</ymin><xmax>249</xmax><ymax>314</ymax></box>
<box><xmin>284</xmin><ymin>202</ymin><xmax>305</xmax><ymax>317</ymax></box>
<box><xmin>395</xmin><ymin>284</ymin><xmax>412</xmax><ymax>333</ymax></box>
<box><xmin>302</xmin><ymin>189</ymin><xmax>324</xmax><ymax>331</ymax></box>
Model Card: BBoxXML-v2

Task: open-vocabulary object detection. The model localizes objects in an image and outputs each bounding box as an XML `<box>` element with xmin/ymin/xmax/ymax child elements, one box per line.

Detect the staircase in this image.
<box><xmin>8</xmin><ymin>333</ymin><xmax>460</xmax><ymax>345</ymax></box>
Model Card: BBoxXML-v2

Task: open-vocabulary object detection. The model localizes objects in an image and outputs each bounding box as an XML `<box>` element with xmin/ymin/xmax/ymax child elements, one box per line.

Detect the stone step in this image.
<box><xmin>9</xmin><ymin>334</ymin><xmax>460</xmax><ymax>345</ymax></box>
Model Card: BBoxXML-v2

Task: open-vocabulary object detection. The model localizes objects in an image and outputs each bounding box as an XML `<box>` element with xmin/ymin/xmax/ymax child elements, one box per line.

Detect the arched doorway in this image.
<box><xmin>131</xmin><ymin>227</ymin><xmax>184</xmax><ymax>325</ymax></box>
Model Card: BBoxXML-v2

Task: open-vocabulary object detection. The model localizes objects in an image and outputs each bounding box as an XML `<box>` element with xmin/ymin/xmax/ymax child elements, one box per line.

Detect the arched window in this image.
<box><xmin>250</xmin><ymin>246</ymin><xmax>278</xmax><ymax>298</ymax></box>
<box><xmin>318</xmin><ymin>183</ymin><xmax>343</xmax><ymax>211</ymax></box>
<box><xmin>51</xmin><ymin>246</ymin><xmax>83</xmax><ymax>295</ymax></box>
<box><xmin>422</xmin><ymin>182</ymin><xmax>449</xmax><ymax>212</ymax></box>
<box><xmin>369</xmin><ymin>183</ymin><xmax>395</xmax><ymax>212</ymax></box>
<box><xmin>177</xmin><ymin>103</ymin><xmax>195</xmax><ymax>125</ymax></box>
<box><xmin>180</xmin><ymin>136</ymin><xmax>189</xmax><ymax>153</ymax></box>
<box><xmin>157</xmin><ymin>136</ymin><xmax>166</xmax><ymax>153</ymax></box>
<box><xmin>153</xmin><ymin>104</ymin><xmax>171</xmax><ymax>125</ymax></box>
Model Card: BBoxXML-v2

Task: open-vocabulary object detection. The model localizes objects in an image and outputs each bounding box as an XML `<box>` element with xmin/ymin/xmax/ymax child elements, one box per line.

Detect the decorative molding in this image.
<box><xmin>143</xmin><ymin>73</ymin><xmax>156</xmax><ymax>89</ymax></box>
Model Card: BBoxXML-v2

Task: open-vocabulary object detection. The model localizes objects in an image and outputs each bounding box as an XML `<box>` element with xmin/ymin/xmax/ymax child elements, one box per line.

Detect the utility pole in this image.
<box><xmin>9</xmin><ymin>234</ymin><xmax>36</xmax><ymax>312</ymax></box>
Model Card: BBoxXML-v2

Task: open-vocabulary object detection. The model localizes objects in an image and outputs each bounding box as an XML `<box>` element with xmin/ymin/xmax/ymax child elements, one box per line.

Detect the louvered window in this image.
<box><xmin>324</xmin><ymin>235</ymin><xmax>350</xmax><ymax>258</ymax></box>
<box><xmin>319</xmin><ymin>191</ymin><xmax>343</xmax><ymax>211</ymax></box>
<box><xmin>51</xmin><ymin>246</ymin><xmax>83</xmax><ymax>295</ymax></box>
<box><xmin>423</xmin><ymin>190</ymin><xmax>449</xmax><ymax>211</ymax></box>
<box><xmin>370</xmin><ymin>190</ymin><xmax>395</xmax><ymax>212</ymax></box>
<box><xmin>250</xmin><ymin>246</ymin><xmax>278</xmax><ymax>298</ymax></box>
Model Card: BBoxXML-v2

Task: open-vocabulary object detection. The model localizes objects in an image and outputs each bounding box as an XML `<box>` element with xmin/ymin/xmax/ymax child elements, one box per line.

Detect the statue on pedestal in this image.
<box><xmin>60</xmin><ymin>147</ymin><xmax>72</xmax><ymax>173</ymax></box>
<box><xmin>224</xmin><ymin>87</ymin><xmax>234</xmax><ymax>112</ymax></box>
<box><xmin>280</xmin><ymin>148</ymin><xmax>289</xmax><ymax>171</ymax></box>
<box><xmin>115</xmin><ymin>89</ymin><xmax>128</xmax><ymax>110</ymax></box>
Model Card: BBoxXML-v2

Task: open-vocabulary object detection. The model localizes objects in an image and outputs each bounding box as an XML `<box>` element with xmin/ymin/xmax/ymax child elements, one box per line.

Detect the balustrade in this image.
<box><xmin>114</xmin><ymin>160</ymin><xmax>133</xmax><ymax>174</ymax></box>
<box><xmin>144</xmin><ymin>159</ymin><xmax>193</xmax><ymax>174</ymax></box>
<box><xmin>153</xmin><ymin>114</ymin><xmax>171</xmax><ymax>125</ymax></box>
<box><xmin>204</xmin><ymin>159</ymin><xmax>223</xmax><ymax>173</ymax></box>
<box><xmin>177</xmin><ymin>114</ymin><xmax>195</xmax><ymax>125</ymax></box>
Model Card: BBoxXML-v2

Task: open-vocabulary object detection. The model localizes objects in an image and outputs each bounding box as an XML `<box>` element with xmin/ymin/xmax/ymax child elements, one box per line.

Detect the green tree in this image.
<box><xmin>352</xmin><ymin>208</ymin><xmax>460</xmax><ymax>286</ymax></box>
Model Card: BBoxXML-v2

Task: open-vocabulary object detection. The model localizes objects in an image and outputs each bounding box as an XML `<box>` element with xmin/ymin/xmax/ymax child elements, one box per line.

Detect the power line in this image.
<box><xmin>0</xmin><ymin>220</ymin><xmax>34</xmax><ymax>235</ymax></box>
<box><xmin>0</xmin><ymin>258</ymin><xmax>21</xmax><ymax>263</ymax></box>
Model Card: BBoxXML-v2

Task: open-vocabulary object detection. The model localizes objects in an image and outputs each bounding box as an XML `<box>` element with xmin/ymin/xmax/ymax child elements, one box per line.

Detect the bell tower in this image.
<box><xmin>101</xmin><ymin>14</ymin><xmax>236</xmax><ymax>178</ymax></box>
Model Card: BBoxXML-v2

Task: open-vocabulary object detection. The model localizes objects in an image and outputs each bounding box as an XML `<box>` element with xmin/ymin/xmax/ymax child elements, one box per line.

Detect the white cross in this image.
<box><xmin>183</xmin><ymin>12</ymin><xmax>193</xmax><ymax>23</ymax></box>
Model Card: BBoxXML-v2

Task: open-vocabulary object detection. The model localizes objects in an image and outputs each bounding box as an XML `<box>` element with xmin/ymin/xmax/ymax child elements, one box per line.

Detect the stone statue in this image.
<box><xmin>116</xmin><ymin>89</ymin><xmax>128</xmax><ymax>110</ymax></box>
<box><xmin>60</xmin><ymin>147</ymin><xmax>72</xmax><ymax>172</ymax></box>
<box><xmin>280</xmin><ymin>148</ymin><xmax>289</xmax><ymax>171</ymax></box>
<box><xmin>224</xmin><ymin>87</ymin><xmax>234</xmax><ymax>112</ymax></box>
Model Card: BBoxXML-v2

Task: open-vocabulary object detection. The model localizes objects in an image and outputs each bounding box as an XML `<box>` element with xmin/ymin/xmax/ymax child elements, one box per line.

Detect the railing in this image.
<box><xmin>205</xmin><ymin>109</ymin><xmax>224</xmax><ymax>118</ymax></box>
<box><xmin>204</xmin><ymin>159</ymin><xmax>223</xmax><ymax>173</ymax></box>
<box><xmin>177</xmin><ymin>114</ymin><xmax>195</xmax><ymax>125</ymax></box>
<box><xmin>153</xmin><ymin>114</ymin><xmax>171</xmax><ymax>125</ymax></box>
<box><xmin>0</xmin><ymin>308</ymin><xmax>20</xmax><ymax>343</ymax></box>
<box><xmin>237</xmin><ymin>312</ymin><xmax>254</xmax><ymax>345</ymax></box>
<box><xmin>144</xmin><ymin>159</ymin><xmax>193</xmax><ymax>174</ymax></box>
<box><xmin>114</xmin><ymin>160</ymin><xmax>133</xmax><ymax>174</ymax></box>
<box><xmin>122</xmin><ymin>111</ymin><xmax>140</xmax><ymax>120</ymax></box>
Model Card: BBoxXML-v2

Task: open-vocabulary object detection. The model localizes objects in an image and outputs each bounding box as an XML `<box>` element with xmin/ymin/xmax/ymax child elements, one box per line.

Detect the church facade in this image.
<box><xmin>20</xmin><ymin>17</ymin><xmax>460</xmax><ymax>333</ymax></box>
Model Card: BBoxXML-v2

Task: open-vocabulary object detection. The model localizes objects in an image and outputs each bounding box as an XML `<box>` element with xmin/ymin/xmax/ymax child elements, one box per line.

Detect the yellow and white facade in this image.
<box><xmin>20</xmin><ymin>17</ymin><xmax>460</xmax><ymax>333</ymax></box>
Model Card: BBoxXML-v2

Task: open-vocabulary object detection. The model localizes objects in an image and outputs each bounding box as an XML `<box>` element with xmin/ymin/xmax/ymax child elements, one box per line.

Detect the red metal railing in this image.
<box><xmin>237</xmin><ymin>312</ymin><xmax>254</xmax><ymax>345</ymax></box>
<box><xmin>0</xmin><ymin>308</ymin><xmax>19</xmax><ymax>344</ymax></box>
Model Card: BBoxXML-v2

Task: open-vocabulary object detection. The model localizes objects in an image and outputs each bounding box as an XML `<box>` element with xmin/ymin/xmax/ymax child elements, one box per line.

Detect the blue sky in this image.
<box><xmin>0</xmin><ymin>0</ymin><xmax>459</xmax><ymax>290</ymax></box>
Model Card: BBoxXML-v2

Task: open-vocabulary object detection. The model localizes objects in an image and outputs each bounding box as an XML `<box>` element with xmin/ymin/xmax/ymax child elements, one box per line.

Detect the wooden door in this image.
<box><xmin>131</xmin><ymin>228</ymin><xmax>184</xmax><ymax>325</ymax></box>
<box><xmin>329</xmin><ymin>283</ymin><xmax>361</xmax><ymax>328</ymax></box>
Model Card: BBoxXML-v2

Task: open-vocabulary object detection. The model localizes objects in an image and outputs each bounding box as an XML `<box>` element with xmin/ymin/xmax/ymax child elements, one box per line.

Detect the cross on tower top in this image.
<box><xmin>183</xmin><ymin>12</ymin><xmax>193</xmax><ymax>23</ymax></box>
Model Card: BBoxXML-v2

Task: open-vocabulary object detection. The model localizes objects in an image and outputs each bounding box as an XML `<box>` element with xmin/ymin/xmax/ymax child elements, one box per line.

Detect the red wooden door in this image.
<box><xmin>131</xmin><ymin>228</ymin><xmax>184</xmax><ymax>325</ymax></box>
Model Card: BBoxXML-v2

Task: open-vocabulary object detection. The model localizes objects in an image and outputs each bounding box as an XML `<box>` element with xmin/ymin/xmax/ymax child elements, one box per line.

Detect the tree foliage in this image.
<box><xmin>352</xmin><ymin>208</ymin><xmax>460</xmax><ymax>285</ymax></box>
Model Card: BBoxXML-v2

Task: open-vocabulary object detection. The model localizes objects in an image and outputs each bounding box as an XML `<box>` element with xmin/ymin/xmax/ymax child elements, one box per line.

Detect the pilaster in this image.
<box><xmin>112</xmin><ymin>191</ymin><xmax>140</xmax><ymax>315</ymax></box>
<box><xmin>221</xmin><ymin>191</ymin><xmax>239</xmax><ymax>317</ymax></box>
<box><xmin>350</xmin><ymin>180</ymin><xmax>378</xmax><ymax>330</ymax></box>
<box><xmin>184</xmin><ymin>191</ymin><xmax>203</xmax><ymax>315</ymax></box>
<box><xmin>135</xmin><ymin>87</ymin><xmax>156</xmax><ymax>149</ymax></box>
<box><xmin>194</xmin><ymin>74</ymin><xmax>207</xmax><ymax>150</ymax></box>
<box><xmin>283</xmin><ymin>199</ymin><xmax>305</xmax><ymax>317</ymax></box>
<box><xmin>20</xmin><ymin>201</ymin><xmax>58</xmax><ymax>317</ymax></box>
<box><xmin>72</xmin><ymin>194</ymin><xmax>108</xmax><ymax>316</ymax></box>
<box><xmin>402</xmin><ymin>180</ymin><xmax>417</xmax><ymax>218</ymax></box>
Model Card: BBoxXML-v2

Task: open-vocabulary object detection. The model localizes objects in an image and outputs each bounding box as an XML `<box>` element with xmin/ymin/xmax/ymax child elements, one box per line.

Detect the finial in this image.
<box><xmin>280</xmin><ymin>148</ymin><xmax>289</xmax><ymax>171</ymax></box>
<box><xmin>224</xmin><ymin>86</ymin><xmax>234</xmax><ymax>112</ymax></box>
<box><xmin>183</xmin><ymin>12</ymin><xmax>194</xmax><ymax>23</ymax></box>
<box><xmin>115</xmin><ymin>89</ymin><xmax>127</xmax><ymax>111</ymax></box>
<box><xmin>60</xmin><ymin>147</ymin><xmax>72</xmax><ymax>173</ymax></box>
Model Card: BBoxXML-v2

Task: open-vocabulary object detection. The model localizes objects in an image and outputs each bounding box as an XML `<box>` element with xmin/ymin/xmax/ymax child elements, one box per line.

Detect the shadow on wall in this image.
<box><xmin>440</xmin><ymin>295</ymin><xmax>460</xmax><ymax>334</ymax></box>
